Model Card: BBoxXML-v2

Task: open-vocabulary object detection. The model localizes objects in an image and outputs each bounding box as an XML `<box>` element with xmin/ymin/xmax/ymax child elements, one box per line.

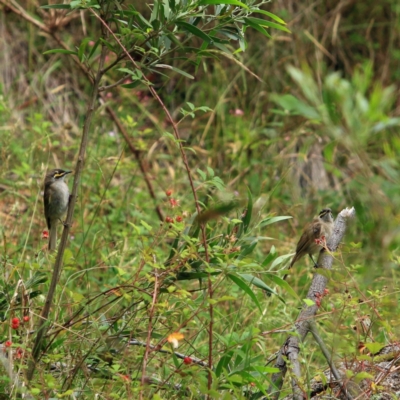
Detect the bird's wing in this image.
<box><xmin>44</xmin><ymin>184</ymin><xmax>52</xmax><ymax>229</ymax></box>
<box><xmin>312</xmin><ymin>220</ymin><xmax>322</xmax><ymax>238</ymax></box>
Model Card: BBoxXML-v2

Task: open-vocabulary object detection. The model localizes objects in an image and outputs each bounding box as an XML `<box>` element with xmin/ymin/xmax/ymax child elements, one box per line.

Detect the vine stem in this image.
<box><xmin>89</xmin><ymin>10</ymin><xmax>214</xmax><ymax>395</ymax></box>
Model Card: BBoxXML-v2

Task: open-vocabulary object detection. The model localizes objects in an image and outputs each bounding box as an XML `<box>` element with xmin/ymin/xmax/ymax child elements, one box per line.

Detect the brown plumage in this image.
<box><xmin>284</xmin><ymin>208</ymin><xmax>334</xmax><ymax>280</ymax></box>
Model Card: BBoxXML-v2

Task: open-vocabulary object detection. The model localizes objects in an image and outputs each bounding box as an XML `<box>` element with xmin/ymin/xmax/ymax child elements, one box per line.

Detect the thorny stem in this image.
<box><xmin>89</xmin><ymin>9</ymin><xmax>214</xmax><ymax>394</ymax></box>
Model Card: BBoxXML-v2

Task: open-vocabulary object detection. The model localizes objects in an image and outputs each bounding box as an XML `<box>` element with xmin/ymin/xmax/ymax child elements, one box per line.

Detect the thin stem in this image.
<box><xmin>25</xmin><ymin>14</ymin><xmax>109</xmax><ymax>382</ymax></box>
<box><xmin>140</xmin><ymin>273</ymin><xmax>159</xmax><ymax>399</ymax></box>
<box><xmin>308</xmin><ymin>320</ymin><xmax>355</xmax><ymax>400</ymax></box>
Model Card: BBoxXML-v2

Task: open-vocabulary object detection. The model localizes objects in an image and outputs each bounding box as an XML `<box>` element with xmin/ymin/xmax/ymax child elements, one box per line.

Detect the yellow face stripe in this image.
<box><xmin>53</xmin><ymin>171</ymin><xmax>71</xmax><ymax>178</ymax></box>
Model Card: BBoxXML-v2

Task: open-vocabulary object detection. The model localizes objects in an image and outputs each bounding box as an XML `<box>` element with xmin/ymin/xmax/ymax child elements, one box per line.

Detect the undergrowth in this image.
<box><xmin>0</xmin><ymin>0</ymin><xmax>399</xmax><ymax>399</ymax></box>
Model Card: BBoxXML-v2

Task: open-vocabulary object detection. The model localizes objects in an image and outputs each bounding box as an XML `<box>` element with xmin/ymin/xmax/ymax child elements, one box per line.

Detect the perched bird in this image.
<box><xmin>284</xmin><ymin>208</ymin><xmax>334</xmax><ymax>280</ymax></box>
<box><xmin>44</xmin><ymin>169</ymin><xmax>72</xmax><ymax>251</ymax></box>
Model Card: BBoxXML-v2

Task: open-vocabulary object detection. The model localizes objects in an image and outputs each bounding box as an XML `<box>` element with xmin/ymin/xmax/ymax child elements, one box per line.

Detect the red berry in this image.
<box><xmin>11</xmin><ymin>323</ymin><xmax>19</xmax><ymax>330</ymax></box>
<box><xmin>183</xmin><ymin>356</ymin><xmax>192</xmax><ymax>365</ymax></box>
<box><xmin>176</xmin><ymin>216</ymin><xmax>183</xmax><ymax>222</ymax></box>
<box><xmin>165</xmin><ymin>217</ymin><xmax>173</xmax><ymax>223</ymax></box>
<box><xmin>166</xmin><ymin>189</ymin><xmax>173</xmax><ymax>197</ymax></box>
<box><xmin>12</xmin><ymin>318</ymin><xmax>19</xmax><ymax>325</ymax></box>
<box><xmin>5</xmin><ymin>341</ymin><xmax>12</xmax><ymax>347</ymax></box>
<box><xmin>23</xmin><ymin>316</ymin><xmax>29</xmax><ymax>322</ymax></box>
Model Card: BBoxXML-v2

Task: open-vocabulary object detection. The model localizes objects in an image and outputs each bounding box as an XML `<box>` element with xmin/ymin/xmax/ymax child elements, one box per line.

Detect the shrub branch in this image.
<box><xmin>269</xmin><ymin>207</ymin><xmax>356</xmax><ymax>399</ymax></box>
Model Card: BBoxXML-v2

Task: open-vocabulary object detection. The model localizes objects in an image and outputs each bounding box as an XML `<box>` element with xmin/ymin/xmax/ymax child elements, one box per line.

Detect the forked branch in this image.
<box><xmin>269</xmin><ymin>207</ymin><xmax>356</xmax><ymax>400</ymax></box>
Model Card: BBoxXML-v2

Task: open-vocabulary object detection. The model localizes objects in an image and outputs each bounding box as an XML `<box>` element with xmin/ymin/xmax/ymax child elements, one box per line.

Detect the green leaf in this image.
<box><xmin>43</xmin><ymin>49</ymin><xmax>78</xmax><ymax>56</ymax></box>
<box><xmin>272</xmin><ymin>94</ymin><xmax>320</xmax><ymax>119</ymax></box>
<box><xmin>243</xmin><ymin>18</ymin><xmax>271</xmax><ymax>38</ymax></box>
<box><xmin>140</xmin><ymin>220</ymin><xmax>152</xmax><ymax>231</ymax></box>
<box><xmin>197</xmin><ymin>169</ymin><xmax>207</xmax><ymax>180</ymax></box>
<box><xmin>227</xmin><ymin>274</ymin><xmax>262</xmax><ymax>312</ymax></box>
<box><xmin>303</xmin><ymin>298</ymin><xmax>315</xmax><ymax>306</ymax></box>
<box><xmin>199</xmin><ymin>0</ymin><xmax>249</xmax><ymax>8</ymax></box>
<box><xmin>354</xmin><ymin>371</ymin><xmax>374</xmax><ymax>382</ymax></box>
<box><xmin>238</xmin><ymin>273</ymin><xmax>279</xmax><ymax>298</ymax></box>
<box><xmin>264</xmin><ymin>274</ymin><xmax>300</xmax><ymax>301</ymax></box>
<box><xmin>215</xmin><ymin>350</ymin><xmax>234</xmax><ymax>377</ymax></box>
<box><xmin>261</xmin><ymin>246</ymin><xmax>276</xmax><ymax>267</ymax></box>
<box><xmin>270</xmin><ymin>253</ymin><xmax>292</xmax><ymax>270</ymax></box>
<box><xmin>246</xmin><ymin>17</ymin><xmax>290</xmax><ymax>33</ymax></box>
<box><xmin>176</xmin><ymin>21</ymin><xmax>213</xmax><ymax>43</ymax></box>
<box><xmin>88</xmin><ymin>39</ymin><xmax>100</xmax><ymax>60</ymax></box>
<box><xmin>78</xmin><ymin>38</ymin><xmax>91</xmax><ymax>62</ymax></box>
<box><xmin>250</xmin><ymin>9</ymin><xmax>286</xmax><ymax>25</ymax></box>
<box><xmin>364</xmin><ymin>342</ymin><xmax>386</xmax><ymax>354</ymax></box>
<box><xmin>155</xmin><ymin>64</ymin><xmax>194</xmax><ymax>79</ymax></box>
<box><xmin>99</xmin><ymin>38</ymin><xmax>116</xmax><ymax>53</ymax></box>
<box><xmin>25</xmin><ymin>272</ymin><xmax>48</xmax><ymax>288</ymax></box>
<box><xmin>259</xmin><ymin>215</ymin><xmax>292</xmax><ymax>228</ymax></box>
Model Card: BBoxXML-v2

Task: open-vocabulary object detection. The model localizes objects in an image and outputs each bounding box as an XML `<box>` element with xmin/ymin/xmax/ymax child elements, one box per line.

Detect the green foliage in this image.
<box><xmin>1</xmin><ymin>0</ymin><xmax>400</xmax><ymax>398</ymax></box>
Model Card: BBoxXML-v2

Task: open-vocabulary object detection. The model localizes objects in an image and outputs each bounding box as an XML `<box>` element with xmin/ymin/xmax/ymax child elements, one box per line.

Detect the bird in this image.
<box><xmin>43</xmin><ymin>169</ymin><xmax>72</xmax><ymax>251</ymax></box>
<box><xmin>284</xmin><ymin>208</ymin><xmax>334</xmax><ymax>280</ymax></box>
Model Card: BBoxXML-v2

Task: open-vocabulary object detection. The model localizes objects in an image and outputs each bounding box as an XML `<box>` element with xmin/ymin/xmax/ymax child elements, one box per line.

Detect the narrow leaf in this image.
<box><xmin>264</xmin><ymin>273</ymin><xmax>300</xmax><ymax>301</ymax></box>
<box><xmin>78</xmin><ymin>38</ymin><xmax>91</xmax><ymax>62</ymax></box>
<box><xmin>199</xmin><ymin>0</ymin><xmax>248</xmax><ymax>9</ymax></box>
<box><xmin>250</xmin><ymin>9</ymin><xmax>286</xmax><ymax>24</ymax></box>
<box><xmin>245</xmin><ymin>17</ymin><xmax>290</xmax><ymax>33</ymax></box>
<box><xmin>176</xmin><ymin>21</ymin><xmax>213</xmax><ymax>43</ymax></box>
<box><xmin>259</xmin><ymin>215</ymin><xmax>292</xmax><ymax>227</ymax></box>
<box><xmin>243</xmin><ymin>18</ymin><xmax>271</xmax><ymax>38</ymax></box>
<box><xmin>155</xmin><ymin>64</ymin><xmax>194</xmax><ymax>79</ymax></box>
<box><xmin>227</xmin><ymin>274</ymin><xmax>262</xmax><ymax>312</ymax></box>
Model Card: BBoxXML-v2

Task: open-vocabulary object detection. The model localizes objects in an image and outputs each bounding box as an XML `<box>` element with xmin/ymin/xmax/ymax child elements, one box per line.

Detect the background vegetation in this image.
<box><xmin>0</xmin><ymin>0</ymin><xmax>399</xmax><ymax>398</ymax></box>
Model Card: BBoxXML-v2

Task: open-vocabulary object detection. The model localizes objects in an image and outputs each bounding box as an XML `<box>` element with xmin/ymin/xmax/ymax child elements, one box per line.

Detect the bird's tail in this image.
<box><xmin>283</xmin><ymin>255</ymin><xmax>297</xmax><ymax>280</ymax></box>
<box><xmin>49</xmin><ymin>227</ymin><xmax>57</xmax><ymax>251</ymax></box>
